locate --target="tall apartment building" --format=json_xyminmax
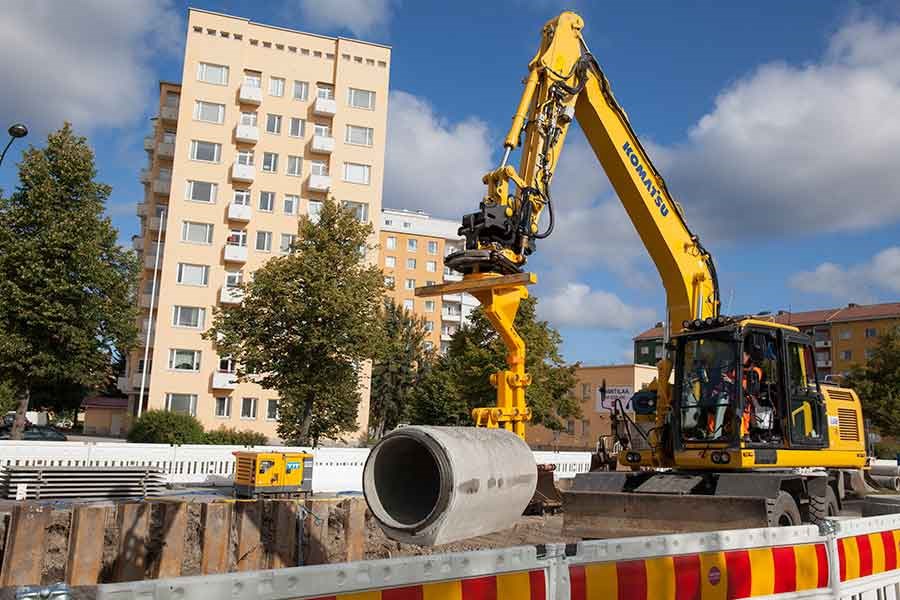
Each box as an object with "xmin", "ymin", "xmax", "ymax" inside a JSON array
[
  {"xmin": 633, "ymin": 302, "xmax": 900, "ymax": 377},
  {"xmin": 378, "ymin": 209, "xmax": 478, "ymax": 352},
  {"xmin": 121, "ymin": 9, "xmax": 391, "ymax": 441}
]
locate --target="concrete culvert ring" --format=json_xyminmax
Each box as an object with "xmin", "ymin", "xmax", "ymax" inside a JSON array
[{"xmin": 363, "ymin": 431, "xmax": 450, "ymax": 532}]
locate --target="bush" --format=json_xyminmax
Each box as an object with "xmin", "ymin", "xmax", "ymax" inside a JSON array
[
  {"xmin": 204, "ymin": 426, "xmax": 268, "ymax": 446},
  {"xmin": 127, "ymin": 410, "xmax": 206, "ymax": 444},
  {"xmin": 874, "ymin": 442, "xmax": 900, "ymax": 460}
]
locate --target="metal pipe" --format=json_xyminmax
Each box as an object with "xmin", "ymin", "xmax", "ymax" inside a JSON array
[
  {"xmin": 137, "ymin": 207, "xmax": 165, "ymax": 419},
  {"xmin": 363, "ymin": 426, "xmax": 537, "ymax": 546}
]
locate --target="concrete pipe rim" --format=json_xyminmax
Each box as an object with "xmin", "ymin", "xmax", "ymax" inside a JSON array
[{"xmin": 363, "ymin": 428, "xmax": 453, "ymax": 533}]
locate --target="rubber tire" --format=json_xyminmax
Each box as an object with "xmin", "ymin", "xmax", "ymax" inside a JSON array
[
  {"xmin": 810, "ymin": 486, "xmax": 839, "ymax": 523},
  {"xmin": 767, "ymin": 491, "xmax": 802, "ymax": 527}
]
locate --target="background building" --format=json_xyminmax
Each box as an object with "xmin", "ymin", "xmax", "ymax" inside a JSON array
[
  {"xmin": 379, "ymin": 208, "xmax": 478, "ymax": 353},
  {"xmin": 633, "ymin": 302, "xmax": 900, "ymax": 378},
  {"xmin": 120, "ymin": 8, "xmax": 391, "ymax": 442},
  {"xmin": 526, "ymin": 364, "xmax": 657, "ymax": 451}
]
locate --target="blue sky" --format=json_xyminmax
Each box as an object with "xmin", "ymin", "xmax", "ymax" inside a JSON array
[{"xmin": 2, "ymin": 1, "xmax": 899, "ymax": 365}]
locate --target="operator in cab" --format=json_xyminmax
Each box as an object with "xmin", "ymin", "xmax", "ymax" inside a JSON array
[{"xmin": 725, "ymin": 341, "xmax": 764, "ymax": 441}]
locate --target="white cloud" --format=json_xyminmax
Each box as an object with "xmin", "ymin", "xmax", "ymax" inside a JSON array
[
  {"xmin": 293, "ymin": 0, "xmax": 395, "ymax": 37},
  {"xmin": 652, "ymin": 18, "xmax": 900, "ymax": 240},
  {"xmin": 789, "ymin": 246, "xmax": 900, "ymax": 301},
  {"xmin": 383, "ymin": 91, "xmax": 493, "ymax": 217},
  {"xmin": 0, "ymin": 1, "xmax": 182, "ymax": 134},
  {"xmin": 538, "ymin": 282, "xmax": 656, "ymax": 330}
]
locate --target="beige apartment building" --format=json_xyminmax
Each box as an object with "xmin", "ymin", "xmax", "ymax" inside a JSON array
[
  {"xmin": 120, "ymin": 9, "xmax": 391, "ymax": 442},
  {"xmin": 378, "ymin": 209, "xmax": 479, "ymax": 352}
]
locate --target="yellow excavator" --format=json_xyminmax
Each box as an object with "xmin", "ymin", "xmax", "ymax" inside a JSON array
[{"xmin": 433, "ymin": 11, "xmax": 870, "ymax": 536}]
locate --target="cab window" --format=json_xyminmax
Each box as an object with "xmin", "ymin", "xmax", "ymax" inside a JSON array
[{"xmin": 787, "ymin": 341, "xmax": 825, "ymax": 445}]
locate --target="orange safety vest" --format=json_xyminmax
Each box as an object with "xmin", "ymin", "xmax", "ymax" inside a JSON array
[{"xmin": 705, "ymin": 364, "xmax": 762, "ymax": 436}]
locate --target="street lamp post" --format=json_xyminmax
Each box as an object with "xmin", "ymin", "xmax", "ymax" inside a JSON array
[{"xmin": 0, "ymin": 123, "xmax": 28, "ymax": 167}]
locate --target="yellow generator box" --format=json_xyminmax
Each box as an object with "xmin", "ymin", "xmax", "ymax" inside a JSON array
[{"xmin": 233, "ymin": 451, "xmax": 313, "ymax": 498}]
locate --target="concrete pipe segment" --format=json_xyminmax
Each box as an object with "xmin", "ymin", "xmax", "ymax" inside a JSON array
[{"xmin": 363, "ymin": 425, "xmax": 538, "ymax": 546}]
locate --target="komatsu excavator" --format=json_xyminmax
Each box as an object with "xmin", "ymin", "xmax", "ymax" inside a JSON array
[{"xmin": 429, "ymin": 11, "xmax": 869, "ymax": 536}]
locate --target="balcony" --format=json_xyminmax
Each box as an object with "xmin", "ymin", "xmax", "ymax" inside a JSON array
[
  {"xmin": 235, "ymin": 124, "xmax": 259, "ymax": 144},
  {"xmin": 131, "ymin": 373, "xmax": 150, "ymax": 389},
  {"xmin": 143, "ymin": 136, "xmax": 155, "ymax": 152},
  {"xmin": 220, "ymin": 285, "xmax": 244, "ymax": 305},
  {"xmin": 224, "ymin": 244, "xmax": 248, "ymax": 263},
  {"xmin": 212, "ymin": 371, "xmax": 238, "ymax": 390},
  {"xmin": 239, "ymin": 84, "xmax": 262, "ymax": 105},
  {"xmin": 816, "ymin": 359, "xmax": 833, "ymax": 368},
  {"xmin": 139, "ymin": 294, "xmax": 154, "ymax": 308},
  {"xmin": 160, "ymin": 105, "xmax": 179, "ymax": 122},
  {"xmin": 116, "ymin": 376, "xmax": 130, "ymax": 393},
  {"xmin": 140, "ymin": 169, "xmax": 151, "ymax": 184},
  {"xmin": 132, "ymin": 236, "xmax": 144, "ymax": 250},
  {"xmin": 232, "ymin": 163, "xmax": 255, "ymax": 183},
  {"xmin": 144, "ymin": 253, "xmax": 163, "ymax": 269},
  {"xmin": 313, "ymin": 97, "xmax": 337, "ymax": 116},
  {"xmin": 148, "ymin": 216, "xmax": 167, "ymax": 231},
  {"xmin": 308, "ymin": 174, "xmax": 331, "ymax": 192},
  {"xmin": 228, "ymin": 203, "xmax": 251, "ymax": 222},
  {"xmin": 310, "ymin": 135, "xmax": 334, "ymax": 154},
  {"xmin": 152, "ymin": 179, "xmax": 171, "ymax": 196},
  {"xmin": 136, "ymin": 202, "xmax": 147, "ymax": 217},
  {"xmin": 815, "ymin": 340, "xmax": 832, "ymax": 348},
  {"xmin": 156, "ymin": 142, "xmax": 175, "ymax": 158}
]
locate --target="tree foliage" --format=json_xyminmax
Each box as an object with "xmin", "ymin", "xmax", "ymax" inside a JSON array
[
  {"xmin": 407, "ymin": 356, "xmax": 470, "ymax": 426},
  {"xmin": 206, "ymin": 198, "xmax": 384, "ymax": 446},
  {"xmin": 0, "ymin": 124, "xmax": 139, "ymax": 438},
  {"xmin": 127, "ymin": 410, "xmax": 206, "ymax": 444},
  {"xmin": 846, "ymin": 326, "xmax": 900, "ymax": 436},
  {"xmin": 369, "ymin": 299, "xmax": 432, "ymax": 439}
]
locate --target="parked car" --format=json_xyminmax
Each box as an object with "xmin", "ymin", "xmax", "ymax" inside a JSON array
[{"xmin": 0, "ymin": 424, "xmax": 67, "ymax": 441}]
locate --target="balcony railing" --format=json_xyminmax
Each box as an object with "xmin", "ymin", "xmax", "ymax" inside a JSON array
[
  {"xmin": 152, "ymin": 179, "xmax": 171, "ymax": 196},
  {"xmin": 228, "ymin": 203, "xmax": 252, "ymax": 222},
  {"xmin": 239, "ymin": 84, "xmax": 262, "ymax": 105},
  {"xmin": 224, "ymin": 244, "xmax": 248, "ymax": 263},
  {"xmin": 144, "ymin": 253, "xmax": 163, "ymax": 269},
  {"xmin": 136, "ymin": 203, "xmax": 147, "ymax": 216},
  {"xmin": 148, "ymin": 216, "xmax": 167, "ymax": 231},
  {"xmin": 311, "ymin": 135, "xmax": 335, "ymax": 154},
  {"xmin": 308, "ymin": 174, "xmax": 331, "ymax": 192},
  {"xmin": 116, "ymin": 376, "xmax": 130, "ymax": 393},
  {"xmin": 140, "ymin": 169, "xmax": 151, "ymax": 184},
  {"xmin": 816, "ymin": 359, "xmax": 833, "ymax": 368},
  {"xmin": 160, "ymin": 105, "xmax": 179, "ymax": 122},
  {"xmin": 313, "ymin": 97, "xmax": 337, "ymax": 116},
  {"xmin": 132, "ymin": 236, "xmax": 144, "ymax": 250},
  {"xmin": 815, "ymin": 340, "xmax": 832, "ymax": 348},
  {"xmin": 220, "ymin": 285, "xmax": 244, "ymax": 305},
  {"xmin": 232, "ymin": 163, "xmax": 255, "ymax": 183},
  {"xmin": 212, "ymin": 371, "xmax": 238, "ymax": 390},
  {"xmin": 139, "ymin": 294, "xmax": 154, "ymax": 308},
  {"xmin": 156, "ymin": 142, "xmax": 175, "ymax": 158},
  {"xmin": 235, "ymin": 124, "xmax": 259, "ymax": 144},
  {"xmin": 143, "ymin": 136, "xmax": 155, "ymax": 152}
]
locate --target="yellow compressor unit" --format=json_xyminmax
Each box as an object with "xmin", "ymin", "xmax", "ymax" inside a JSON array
[{"xmin": 233, "ymin": 451, "xmax": 314, "ymax": 498}]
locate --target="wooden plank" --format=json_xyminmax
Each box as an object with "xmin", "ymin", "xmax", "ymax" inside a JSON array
[
  {"xmin": 114, "ymin": 502, "xmax": 150, "ymax": 582},
  {"xmin": 66, "ymin": 504, "xmax": 109, "ymax": 585},
  {"xmin": 414, "ymin": 271, "xmax": 536, "ymax": 297},
  {"xmin": 235, "ymin": 501, "xmax": 262, "ymax": 572},
  {"xmin": 0, "ymin": 503, "xmax": 51, "ymax": 586},
  {"xmin": 344, "ymin": 498, "xmax": 366, "ymax": 562},
  {"xmin": 156, "ymin": 502, "xmax": 188, "ymax": 578},
  {"xmin": 270, "ymin": 501, "xmax": 298, "ymax": 569},
  {"xmin": 305, "ymin": 500, "xmax": 330, "ymax": 565},
  {"xmin": 200, "ymin": 503, "xmax": 232, "ymax": 574}
]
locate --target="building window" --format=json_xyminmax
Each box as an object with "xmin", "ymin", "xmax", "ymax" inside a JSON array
[
  {"xmin": 640, "ymin": 346, "xmax": 650, "ymax": 355},
  {"xmin": 384, "ymin": 275, "xmax": 395, "ymax": 287},
  {"xmin": 265, "ymin": 114, "xmax": 282, "ymax": 134},
  {"xmin": 176, "ymin": 263, "xmax": 209, "ymax": 286},
  {"xmin": 172, "ymin": 306, "xmax": 205, "ymax": 329},
  {"xmin": 266, "ymin": 399, "xmax": 279, "ymax": 420},
  {"xmin": 582, "ymin": 420, "xmax": 591, "ymax": 436},
  {"xmin": 243, "ymin": 70, "xmax": 261, "ymax": 88},
  {"xmin": 347, "ymin": 87, "xmax": 375, "ymax": 109},
  {"xmin": 407, "ymin": 238, "xmax": 418, "ymax": 251},
  {"xmin": 403, "ymin": 299, "xmax": 414, "ymax": 311},
  {"xmin": 293, "ymin": 80, "xmax": 309, "ymax": 101},
  {"xmin": 269, "ymin": 77, "xmax": 285, "ymax": 97},
  {"xmin": 407, "ymin": 258, "xmax": 416, "ymax": 269},
  {"xmin": 308, "ymin": 200, "xmax": 322, "ymax": 223},
  {"xmin": 166, "ymin": 393, "xmax": 197, "ymax": 416},
  {"xmin": 165, "ymin": 91, "xmax": 180, "ymax": 107},
  {"xmin": 169, "ymin": 349, "xmax": 201, "ymax": 372},
  {"xmin": 226, "ymin": 270, "xmax": 243, "ymax": 287},
  {"xmin": 314, "ymin": 122, "xmax": 331, "ymax": 137},
  {"xmin": 287, "ymin": 155, "xmax": 303, "ymax": 176},
  {"xmin": 405, "ymin": 278, "xmax": 415, "ymax": 290},
  {"xmin": 193, "ymin": 100, "xmax": 225, "ymax": 123},
  {"xmin": 162, "ymin": 130, "xmax": 176, "ymax": 145},
  {"xmin": 840, "ymin": 350, "xmax": 853, "ymax": 361},
  {"xmin": 317, "ymin": 84, "xmax": 335, "ymax": 100},
  {"xmin": 655, "ymin": 346, "xmax": 664, "ymax": 359},
  {"xmin": 240, "ymin": 111, "xmax": 258, "ymax": 126},
  {"xmin": 425, "ymin": 321, "xmax": 434, "ymax": 332},
  {"xmin": 256, "ymin": 231, "xmax": 272, "ymax": 252},
  {"xmin": 427, "ymin": 241, "xmax": 438, "ymax": 255},
  {"xmin": 426, "ymin": 260, "xmax": 437, "ymax": 272},
  {"xmin": 385, "ymin": 256, "xmax": 396, "ymax": 268},
  {"xmin": 343, "ymin": 200, "xmax": 368, "ymax": 222},
  {"xmin": 839, "ymin": 330, "xmax": 852, "ymax": 340},
  {"xmin": 215, "ymin": 396, "xmax": 231, "ymax": 418},
  {"xmin": 566, "ymin": 420, "xmax": 575, "ymax": 435},
  {"xmin": 189, "ymin": 140, "xmax": 221, "ymax": 163},
  {"xmin": 233, "ymin": 189, "xmax": 250, "ymax": 206},
  {"xmin": 186, "ymin": 180, "xmax": 216, "ymax": 203},
  {"xmin": 343, "ymin": 162, "xmax": 371, "ymax": 184},
  {"xmin": 181, "ymin": 221, "xmax": 213, "ymax": 244},
  {"xmin": 345, "ymin": 125, "xmax": 374, "ymax": 146},
  {"xmin": 236, "ymin": 149, "xmax": 254, "ymax": 166},
  {"xmin": 258, "ymin": 191, "xmax": 275, "ymax": 212},
  {"xmin": 227, "ymin": 229, "xmax": 247, "ymax": 247},
  {"xmin": 241, "ymin": 397, "xmax": 257, "ymax": 419},
  {"xmin": 289, "ymin": 117, "xmax": 305, "ymax": 137},
  {"xmin": 425, "ymin": 300, "xmax": 435, "ymax": 313},
  {"xmin": 311, "ymin": 160, "xmax": 328, "ymax": 176},
  {"xmin": 262, "ymin": 152, "xmax": 279, "ymax": 173},
  {"xmin": 386, "ymin": 236, "xmax": 396, "ymax": 250},
  {"xmin": 283, "ymin": 195, "xmax": 298, "ymax": 215},
  {"xmin": 280, "ymin": 233, "xmax": 296, "ymax": 253},
  {"xmin": 865, "ymin": 328, "xmax": 878, "ymax": 338},
  {"xmin": 582, "ymin": 383, "xmax": 591, "ymax": 400},
  {"xmin": 197, "ymin": 62, "xmax": 228, "ymax": 85}
]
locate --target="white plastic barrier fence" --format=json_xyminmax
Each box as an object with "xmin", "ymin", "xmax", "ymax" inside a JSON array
[
  {"xmin": 0, "ymin": 441, "xmax": 591, "ymax": 493},
  {"xmin": 87, "ymin": 514, "xmax": 900, "ymax": 600}
]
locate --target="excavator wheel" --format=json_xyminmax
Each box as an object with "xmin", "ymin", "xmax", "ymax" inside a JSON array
[
  {"xmin": 767, "ymin": 491, "xmax": 802, "ymax": 527},
  {"xmin": 809, "ymin": 486, "xmax": 839, "ymax": 524}
]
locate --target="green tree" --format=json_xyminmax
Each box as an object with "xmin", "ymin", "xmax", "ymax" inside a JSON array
[
  {"xmin": 407, "ymin": 356, "xmax": 470, "ymax": 425},
  {"xmin": 369, "ymin": 299, "xmax": 432, "ymax": 439},
  {"xmin": 206, "ymin": 198, "xmax": 384, "ymax": 445},
  {"xmin": 0, "ymin": 381, "xmax": 16, "ymax": 415},
  {"xmin": 846, "ymin": 326, "xmax": 900, "ymax": 436},
  {"xmin": 128, "ymin": 410, "xmax": 206, "ymax": 444},
  {"xmin": 0, "ymin": 124, "xmax": 139, "ymax": 439}
]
